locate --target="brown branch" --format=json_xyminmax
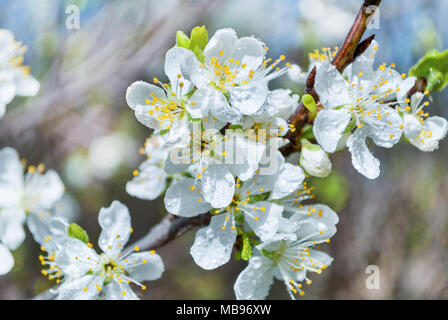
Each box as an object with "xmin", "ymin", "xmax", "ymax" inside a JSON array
[
  {"xmin": 127, "ymin": 213, "xmax": 211, "ymax": 252},
  {"xmin": 281, "ymin": 0, "xmax": 382, "ymax": 156}
]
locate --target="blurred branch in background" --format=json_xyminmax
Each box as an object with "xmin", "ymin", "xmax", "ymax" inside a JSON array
[{"xmin": 0, "ymin": 0, "xmax": 218, "ymax": 161}]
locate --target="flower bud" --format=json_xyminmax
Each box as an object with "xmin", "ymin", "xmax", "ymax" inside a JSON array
[{"xmin": 300, "ymin": 142, "xmax": 332, "ymax": 177}]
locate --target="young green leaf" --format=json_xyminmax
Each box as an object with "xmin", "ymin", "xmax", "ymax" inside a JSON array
[
  {"xmin": 67, "ymin": 223, "xmax": 89, "ymax": 244},
  {"xmin": 302, "ymin": 94, "xmax": 317, "ymax": 120},
  {"xmin": 241, "ymin": 233, "xmax": 253, "ymax": 261},
  {"xmin": 409, "ymin": 48, "xmax": 448, "ymax": 91},
  {"xmin": 176, "ymin": 31, "xmax": 190, "ymax": 49}
]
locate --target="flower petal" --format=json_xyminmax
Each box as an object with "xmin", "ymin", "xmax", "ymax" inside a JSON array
[
  {"xmin": 190, "ymin": 214, "xmax": 237, "ymax": 270},
  {"xmin": 363, "ymin": 105, "xmax": 403, "ymax": 148},
  {"xmin": 269, "ymin": 163, "xmax": 305, "ymax": 200},
  {"xmin": 228, "ymin": 134, "xmax": 265, "ymax": 181},
  {"xmin": 313, "ymin": 109, "xmax": 352, "ymax": 153},
  {"xmin": 209, "ymin": 89, "xmax": 242, "ymax": 123},
  {"xmin": 123, "ymin": 251, "xmax": 164, "ymax": 282},
  {"xmin": 409, "ymin": 116, "xmax": 448, "ymax": 152},
  {"xmin": 126, "ymin": 160, "xmax": 167, "ymax": 201},
  {"xmin": 0, "ymin": 207, "xmax": 26, "ymax": 250},
  {"xmin": 202, "ymin": 165, "xmax": 235, "ymax": 208},
  {"xmin": 244, "ymin": 201, "xmax": 283, "ymax": 241},
  {"xmin": 346, "ymin": 129, "xmax": 380, "ymax": 179},
  {"xmin": 229, "ymin": 80, "xmax": 268, "ymax": 115},
  {"xmin": 0, "ymin": 147, "xmax": 23, "ymax": 207},
  {"xmin": 403, "ymin": 114, "xmax": 422, "ymax": 139},
  {"xmin": 104, "ymin": 281, "xmax": 139, "ymax": 300},
  {"xmin": 55, "ymin": 238, "xmax": 100, "ymax": 277},
  {"xmin": 24, "ymin": 169, "xmax": 64, "ymax": 211},
  {"xmin": 314, "ymin": 62, "xmax": 351, "ymax": 109},
  {"xmin": 126, "ymin": 81, "xmax": 166, "ymax": 111},
  {"xmin": 14, "ymin": 71, "xmax": 40, "ymax": 96},
  {"xmin": 98, "ymin": 201, "xmax": 132, "ymax": 256},
  {"xmin": 164, "ymin": 178, "xmax": 212, "ymax": 217},
  {"xmin": 164, "ymin": 46, "xmax": 196, "ymax": 93},
  {"xmin": 204, "ymin": 28, "xmax": 238, "ymax": 64},
  {"xmin": 56, "ymin": 275, "xmax": 103, "ymax": 300},
  {"xmin": 234, "ymin": 255, "xmax": 275, "ymax": 300}
]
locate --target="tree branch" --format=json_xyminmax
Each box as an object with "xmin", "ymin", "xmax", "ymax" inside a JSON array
[
  {"xmin": 126, "ymin": 213, "xmax": 211, "ymax": 253},
  {"xmin": 281, "ymin": 0, "xmax": 382, "ymax": 156}
]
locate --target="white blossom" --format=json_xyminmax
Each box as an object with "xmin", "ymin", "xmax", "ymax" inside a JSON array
[
  {"xmin": 313, "ymin": 40, "xmax": 415, "ymax": 179},
  {"xmin": 234, "ymin": 204, "xmax": 338, "ymax": 300},
  {"xmin": 182, "ymin": 28, "xmax": 290, "ymax": 122},
  {"xmin": 0, "ymin": 29, "xmax": 39, "ymax": 118},
  {"xmin": 51, "ymin": 201, "xmax": 164, "ymax": 300},
  {"xmin": 401, "ymin": 92, "xmax": 448, "ymax": 151},
  {"xmin": 0, "ymin": 147, "xmax": 64, "ymax": 269}
]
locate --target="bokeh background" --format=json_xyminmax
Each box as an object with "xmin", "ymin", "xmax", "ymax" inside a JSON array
[{"xmin": 0, "ymin": 0, "xmax": 447, "ymax": 299}]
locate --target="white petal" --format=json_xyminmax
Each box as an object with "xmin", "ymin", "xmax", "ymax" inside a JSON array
[
  {"xmin": 126, "ymin": 81, "xmax": 166, "ymax": 110},
  {"xmin": 314, "ymin": 62, "xmax": 351, "ymax": 109},
  {"xmin": 403, "ymin": 114, "xmax": 422, "ymax": 139},
  {"xmin": 244, "ymin": 201, "xmax": 283, "ymax": 241},
  {"xmin": 126, "ymin": 160, "xmax": 167, "ymax": 201},
  {"xmin": 228, "ymin": 134, "xmax": 265, "ymax": 181},
  {"xmin": 0, "ymin": 147, "xmax": 23, "ymax": 207},
  {"xmin": 204, "ymin": 28, "xmax": 238, "ymax": 63},
  {"xmin": 24, "ymin": 170, "xmax": 64, "ymax": 211},
  {"xmin": 164, "ymin": 178, "xmax": 212, "ymax": 217},
  {"xmin": 346, "ymin": 129, "xmax": 380, "ymax": 179},
  {"xmin": 209, "ymin": 89, "xmax": 242, "ymax": 123},
  {"xmin": 0, "ymin": 207, "xmax": 26, "ymax": 250},
  {"xmin": 56, "ymin": 275, "xmax": 103, "ymax": 300},
  {"xmin": 289, "ymin": 204, "xmax": 339, "ymax": 242},
  {"xmin": 55, "ymin": 238, "xmax": 100, "ymax": 277},
  {"xmin": 186, "ymin": 88, "xmax": 210, "ymax": 118},
  {"xmin": 269, "ymin": 163, "xmax": 305, "ymax": 200},
  {"xmin": 14, "ymin": 72, "xmax": 40, "ymax": 96},
  {"xmin": 0, "ymin": 243, "xmax": 14, "ymax": 275},
  {"xmin": 190, "ymin": 214, "xmax": 237, "ymax": 270},
  {"xmin": 202, "ymin": 165, "xmax": 235, "ymax": 208},
  {"xmin": 287, "ymin": 64, "xmax": 307, "ymax": 84},
  {"xmin": 313, "ymin": 109, "xmax": 352, "ymax": 153},
  {"xmin": 234, "ymin": 37, "xmax": 264, "ymax": 73},
  {"xmin": 104, "ymin": 281, "xmax": 139, "ymax": 300},
  {"xmin": 229, "ymin": 80, "xmax": 268, "ymax": 115},
  {"xmin": 123, "ymin": 251, "xmax": 164, "ymax": 282},
  {"xmin": 134, "ymin": 105, "xmax": 163, "ymax": 130},
  {"xmin": 363, "ymin": 105, "xmax": 403, "ymax": 148},
  {"xmin": 410, "ymin": 116, "xmax": 448, "ymax": 152},
  {"xmin": 234, "ymin": 255, "xmax": 275, "ymax": 300},
  {"xmin": 27, "ymin": 215, "xmax": 68, "ymax": 253},
  {"xmin": 98, "ymin": 201, "xmax": 131, "ymax": 256},
  {"xmin": 164, "ymin": 46, "xmax": 196, "ymax": 93}
]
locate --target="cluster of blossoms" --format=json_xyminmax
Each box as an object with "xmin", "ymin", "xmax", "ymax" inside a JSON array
[
  {"xmin": 125, "ymin": 27, "xmax": 341, "ymax": 299},
  {"xmin": 1, "ymin": 22, "xmax": 447, "ymax": 300}
]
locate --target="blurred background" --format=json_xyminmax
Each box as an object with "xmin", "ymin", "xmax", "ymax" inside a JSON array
[{"xmin": 0, "ymin": 0, "xmax": 447, "ymax": 299}]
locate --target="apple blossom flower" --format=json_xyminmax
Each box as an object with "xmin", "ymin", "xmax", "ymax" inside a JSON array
[
  {"xmin": 183, "ymin": 28, "xmax": 291, "ymax": 122},
  {"xmin": 234, "ymin": 204, "xmax": 338, "ymax": 300},
  {"xmin": 401, "ymin": 91, "xmax": 447, "ymax": 151},
  {"xmin": 0, "ymin": 29, "xmax": 40, "ymax": 118},
  {"xmin": 312, "ymin": 40, "xmax": 415, "ymax": 179},
  {"xmin": 51, "ymin": 201, "xmax": 164, "ymax": 300},
  {"xmin": 165, "ymin": 157, "xmax": 311, "ymax": 270},
  {"xmin": 0, "ymin": 147, "xmax": 65, "ymax": 256}
]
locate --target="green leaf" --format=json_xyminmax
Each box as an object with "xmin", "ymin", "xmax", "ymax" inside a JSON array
[
  {"xmin": 67, "ymin": 223, "xmax": 89, "ymax": 244},
  {"xmin": 302, "ymin": 94, "xmax": 317, "ymax": 119},
  {"xmin": 301, "ymin": 125, "xmax": 315, "ymax": 140},
  {"xmin": 241, "ymin": 233, "xmax": 253, "ymax": 261},
  {"xmin": 189, "ymin": 26, "xmax": 208, "ymax": 52},
  {"xmin": 176, "ymin": 31, "xmax": 190, "ymax": 49},
  {"xmin": 409, "ymin": 48, "xmax": 448, "ymax": 91}
]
